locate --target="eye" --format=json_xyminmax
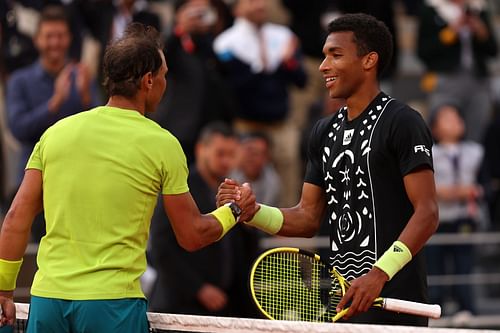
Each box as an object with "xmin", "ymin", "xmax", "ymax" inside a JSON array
[{"xmin": 333, "ymin": 53, "xmax": 342, "ymax": 58}]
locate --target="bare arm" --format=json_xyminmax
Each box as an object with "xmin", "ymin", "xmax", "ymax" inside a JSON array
[
  {"xmin": 0, "ymin": 169, "xmax": 43, "ymax": 261},
  {"xmin": 162, "ymin": 192, "xmax": 223, "ymax": 252},
  {"xmin": 216, "ymin": 179, "xmax": 326, "ymax": 238},
  {"xmin": 0, "ymin": 169, "xmax": 43, "ymax": 324},
  {"xmin": 162, "ymin": 187, "xmax": 256, "ymax": 252},
  {"xmin": 398, "ymin": 167, "xmax": 439, "ymax": 255},
  {"xmin": 277, "ymin": 183, "xmax": 327, "ymax": 237}
]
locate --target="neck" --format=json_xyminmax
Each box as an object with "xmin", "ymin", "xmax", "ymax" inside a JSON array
[
  {"xmin": 345, "ymin": 81, "xmax": 381, "ymax": 121},
  {"xmin": 41, "ymin": 57, "xmax": 66, "ymax": 75},
  {"xmin": 106, "ymin": 95, "xmax": 145, "ymax": 115}
]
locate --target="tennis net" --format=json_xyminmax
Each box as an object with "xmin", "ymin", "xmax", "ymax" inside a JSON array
[{"xmin": 7, "ymin": 303, "xmax": 500, "ymax": 333}]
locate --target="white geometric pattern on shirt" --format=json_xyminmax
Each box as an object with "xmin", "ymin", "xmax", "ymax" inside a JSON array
[{"xmin": 323, "ymin": 96, "xmax": 393, "ymax": 280}]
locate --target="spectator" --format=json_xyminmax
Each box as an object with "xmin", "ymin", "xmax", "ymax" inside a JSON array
[
  {"xmin": 230, "ymin": 132, "xmax": 280, "ymax": 207},
  {"xmin": 229, "ymin": 131, "xmax": 281, "ymax": 272},
  {"xmin": 417, "ymin": 0, "xmax": 498, "ymax": 142},
  {"xmin": 427, "ymin": 104, "xmax": 484, "ymax": 317},
  {"xmin": 5, "ymin": 5, "xmax": 100, "ymax": 241},
  {"xmin": 213, "ymin": 0, "xmax": 307, "ymax": 206},
  {"xmin": 151, "ymin": 0, "xmax": 235, "ymax": 164},
  {"xmin": 148, "ymin": 122, "xmax": 258, "ymax": 317}
]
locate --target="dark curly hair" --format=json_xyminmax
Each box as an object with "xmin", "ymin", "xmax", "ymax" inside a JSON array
[
  {"xmin": 103, "ymin": 23, "xmax": 164, "ymax": 97},
  {"xmin": 327, "ymin": 13, "xmax": 393, "ymax": 78}
]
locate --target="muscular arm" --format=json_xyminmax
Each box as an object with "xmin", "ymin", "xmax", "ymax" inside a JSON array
[
  {"xmin": 0, "ymin": 169, "xmax": 43, "ymax": 319},
  {"xmin": 162, "ymin": 192, "xmax": 224, "ymax": 252},
  {"xmin": 0, "ymin": 169, "xmax": 43, "ymax": 262},
  {"xmin": 216, "ymin": 179, "xmax": 326, "ymax": 238},
  {"xmin": 398, "ymin": 167, "xmax": 439, "ymax": 255},
  {"xmin": 277, "ymin": 183, "xmax": 326, "ymax": 237}
]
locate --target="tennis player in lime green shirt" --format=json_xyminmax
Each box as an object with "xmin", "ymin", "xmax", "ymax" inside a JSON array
[{"xmin": 0, "ymin": 23, "xmax": 255, "ymax": 332}]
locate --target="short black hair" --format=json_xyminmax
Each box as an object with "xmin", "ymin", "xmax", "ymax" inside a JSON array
[
  {"xmin": 103, "ymin": 23, "xmax": 163, "ymax": 97},
  {"xmin": 198, "ymin": 121, "xmax": 235, "ymax": 145},
  {"xmin": 327, "ymin": 13, "xmax": 393, "ymax": 78}
]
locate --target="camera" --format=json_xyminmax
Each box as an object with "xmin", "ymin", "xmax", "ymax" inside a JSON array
[{"xmin": 187, "ymin": 6, "xmax": 217, "ymax": 26}]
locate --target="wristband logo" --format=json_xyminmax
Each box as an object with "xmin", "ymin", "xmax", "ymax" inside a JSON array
[{"xmin": 393, "ymin": 245, "xmax": 403, "ymax": 253}]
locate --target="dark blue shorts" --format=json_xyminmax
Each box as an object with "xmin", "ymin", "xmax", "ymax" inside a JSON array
[{"xmin": 26, "ymin": 296, "xmax": 149, "ymax": 333}]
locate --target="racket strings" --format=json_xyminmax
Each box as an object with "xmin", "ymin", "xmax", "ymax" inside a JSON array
[{"xmin": 253, "ymin": 252, "xmax": 333, "ymax": 322}]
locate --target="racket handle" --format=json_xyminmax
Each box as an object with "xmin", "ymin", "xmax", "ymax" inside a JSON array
[{"xmin": 382, "ymin": 298, "xmax": 442, "ymax": 319}]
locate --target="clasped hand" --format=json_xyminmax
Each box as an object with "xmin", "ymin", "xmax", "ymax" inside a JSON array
[{"xmin": 216, "ymin": 178, "xmax": 259, "ymax": 222}]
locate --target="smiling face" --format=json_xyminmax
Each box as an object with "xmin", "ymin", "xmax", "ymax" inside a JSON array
[
  {"xmin": 319, "ymin": 31, "xmax": 369, "ymax": 100},
  {"xmin": 35, "ymin": 20, "xmax": 71, "ymax": 65}
]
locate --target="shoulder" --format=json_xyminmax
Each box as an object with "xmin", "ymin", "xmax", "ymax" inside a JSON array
[
  {"xmin": 7, "ymin": 62, "xmax": 38, "ymax": 85},
  {"xmin": 307, "ymin": 110, "xmax": 343, "ymax": 153},
  {"xmin": 311, "ymin": 111, "xmax": 342, "ymax": 136},
  {"xmin": 462, "ymin": 141, "xmax": 484, "ymax": 158},
  {"xmin": 142, "ymin": 117, "xmax": 182, "ymax": 146},
  {"xmin": 263, "ymin": 22, "xmax": 292, "ymax": 37},
  {"xmin": 383, "ymin": 99, "xmax": 427, "ymax": 127},
  {"xmin": 44, "ymin": 108, "xmax": 96, "ymax": 134},
  {"xmin": 213, "ymin": 25, "xmax": 239, "ymax": 52}
]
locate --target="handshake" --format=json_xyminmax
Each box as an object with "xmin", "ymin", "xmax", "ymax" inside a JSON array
[
  {"xmin": 215, "ymin": 178, "xmax": 284, "ymax": 235},
  {"xmin": 216, "ymin": 178, "xmax": 258, "ymax": 222}
]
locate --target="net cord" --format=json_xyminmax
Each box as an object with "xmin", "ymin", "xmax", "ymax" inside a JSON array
[{"xmin": 11, "ymin": 303, "xmax": 500, "ymax": 333}]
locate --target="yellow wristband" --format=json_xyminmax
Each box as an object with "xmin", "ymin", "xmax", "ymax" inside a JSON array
[
  {"xmin": 373, "ymin": 241, "xmax": 412, "ymax": 280},
  {"xmin": 0, "ymin": 258, "xmax": 23, "ymax": 291},
  {"xmin": 245, "ymin": 204, "xmax": 283, "ymax": 235},
  {"xmin": 209, "ymin": 206, "xmax": 237, "ymax": 240}
]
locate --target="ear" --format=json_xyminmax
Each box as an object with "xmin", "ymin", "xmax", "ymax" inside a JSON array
[
  {"xmin": 363, "ymin": 52, "xmax": 378, "ymax": 72},
  {"xmin": 142, "ymin": 72, "xmax": 154, "ymax": 90}
]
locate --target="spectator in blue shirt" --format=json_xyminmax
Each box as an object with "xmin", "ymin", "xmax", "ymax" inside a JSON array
[
  {"xmin": 6, "ymin": 5, "xmax": 100, "ymax": 182},
  {"xmin": 5, "ymin": 5, "xmax": 100, "ymax": 242}
]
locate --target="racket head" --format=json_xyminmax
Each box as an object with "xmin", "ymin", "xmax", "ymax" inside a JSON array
[{"xmin": 249, "ymin": 247, "xmax": 334, "ymax": 322}]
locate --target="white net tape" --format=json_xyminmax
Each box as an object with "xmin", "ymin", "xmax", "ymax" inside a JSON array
[{"xmin": 13, "ymin": 303, "xmax": 500, "ymax": 333}]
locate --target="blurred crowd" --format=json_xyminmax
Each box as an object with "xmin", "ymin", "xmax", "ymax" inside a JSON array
[{"xmin": 1, "ymin": 0, "xmax": 500, "ymax": 320}]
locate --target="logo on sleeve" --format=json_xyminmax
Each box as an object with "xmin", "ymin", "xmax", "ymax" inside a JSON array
[
  {"xmin": 414, "ymin": 144, "xmax": 430, "ymax": 157},
  {"xmin": 343, "ymin": 129, "xmax": 355, "ymax": 145}
]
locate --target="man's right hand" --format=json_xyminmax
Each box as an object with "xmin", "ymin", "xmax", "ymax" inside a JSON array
[
  {"xmin": 216, "ymin": 178, "xmax": 241, "ymax": 207},
  {"xmin": 0, "ymin": 294, "xmax": 15, "ymax": 327},
  {"xmin": 216, "ymin": 179, "xmax": 258, "ymax": 222}
]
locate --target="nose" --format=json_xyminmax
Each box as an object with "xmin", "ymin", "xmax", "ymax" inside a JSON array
[{"xmin": 319, "ymin": 57, "xmax": 329, "ymax": 73}]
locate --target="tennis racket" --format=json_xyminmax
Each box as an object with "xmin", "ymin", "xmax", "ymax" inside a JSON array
[{"xmin": 249, "ymin": 247, "xmax": 441, "ymax": 322}]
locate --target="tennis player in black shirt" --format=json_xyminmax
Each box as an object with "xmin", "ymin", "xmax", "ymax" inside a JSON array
[{"xmin": 217, "ymin": 13, "xmax": 438, "ymax": 326}]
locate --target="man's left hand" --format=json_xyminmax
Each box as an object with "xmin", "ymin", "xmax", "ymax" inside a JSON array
[{"xmin": 336, "ymin": 267, "xmax": 388, "ymax": 320}]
